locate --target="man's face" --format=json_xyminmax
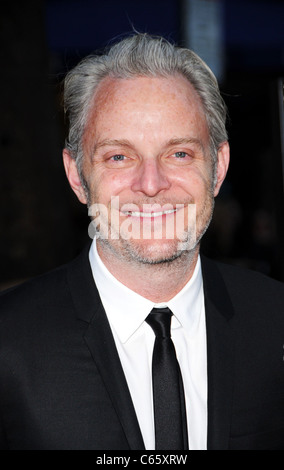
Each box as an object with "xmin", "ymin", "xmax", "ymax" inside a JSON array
[{"xmin": 64, "ymin": 74, "xmax": 229, "ymax": 266}]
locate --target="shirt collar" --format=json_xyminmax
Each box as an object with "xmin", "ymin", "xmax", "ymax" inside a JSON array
[{"xmin": 89, "ymin": 240, "xmax": 203, "ymax": 343}]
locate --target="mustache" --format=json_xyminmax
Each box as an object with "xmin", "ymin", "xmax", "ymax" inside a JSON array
[{"xmin": 112, "ymin": 197, "xmax": 195, "ymax": 209}]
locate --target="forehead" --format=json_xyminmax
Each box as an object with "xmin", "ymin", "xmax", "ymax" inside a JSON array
[
  {"xmin": 92, "ymin": 73, "xmax": 205, "ymax": 115},
  {"xmin": 84, "ymin": 74, "xmax": 208, "ymax": 147}
]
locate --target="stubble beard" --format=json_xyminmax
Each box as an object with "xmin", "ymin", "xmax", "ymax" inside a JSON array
[
  {"xmin": 92, "ymin": 192, "xmax": 215, "ymax": 270},
  {"xmin": 80, "ymin": 165, "xmax": 215, "ymax": 269}
]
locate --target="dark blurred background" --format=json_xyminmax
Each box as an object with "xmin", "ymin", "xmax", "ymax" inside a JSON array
[{"xmin": 1, "ymin": 0, "xmax": 284, "ymax": 290}]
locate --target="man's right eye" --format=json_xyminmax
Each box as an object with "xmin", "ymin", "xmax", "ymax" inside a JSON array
[{"xmin": 111, "ymin": 154, "xmax": 125, "ymax": 161}]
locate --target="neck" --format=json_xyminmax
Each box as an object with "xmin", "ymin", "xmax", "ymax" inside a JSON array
[{"xmin": 96, "ymin": 241, "xmax": 200, "ymax": 303}]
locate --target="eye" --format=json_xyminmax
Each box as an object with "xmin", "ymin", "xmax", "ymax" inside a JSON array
[
  {"xmin": 111, "ymin": 154, "xmax": 125, "ymax": 161},
  {"xmin": 174, "ymin": 151, "xmax": 188, "ymax": 159}
]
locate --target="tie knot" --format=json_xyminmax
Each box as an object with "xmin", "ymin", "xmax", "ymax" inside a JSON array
[{"xmin": 146, "ymin": 307, "xmax": 173, "ymax": 338}]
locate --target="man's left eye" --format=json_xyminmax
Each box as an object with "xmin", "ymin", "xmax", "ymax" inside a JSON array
[{"xmin": 174, "ymin": 151, "xmax": 187, "ymax": 158}]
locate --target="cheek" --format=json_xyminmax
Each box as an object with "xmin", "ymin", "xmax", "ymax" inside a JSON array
[
  {"xmin": 89, "ymin": 169, "xmax": 134, "ymax": 201},
  {"xmin": 105, "ymin": 172, "xmax": 132, "ymax": 193},
  {"xmin": 173, "ymin": 167, "xmax": 212, "ymax": 196}
]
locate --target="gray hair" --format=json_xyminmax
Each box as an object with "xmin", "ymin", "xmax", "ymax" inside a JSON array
[{"xmin": 64, "ymin": 33, "xmax": 228, "ymax": 177}]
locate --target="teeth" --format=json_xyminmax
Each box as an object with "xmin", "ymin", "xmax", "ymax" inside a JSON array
[{"xmin": 123, "ymin": 209, "xmax": 176, "ymax": 218}]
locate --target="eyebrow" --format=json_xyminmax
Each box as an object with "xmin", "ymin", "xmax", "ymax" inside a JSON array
[
  {"xmin": 92, "ymin": 136, "xmax": 205, "ymax": 155},
  {"xmin": 92, "ymin": 139, "xmax": 133, "ymax": 154},
  {"xmin": 165, "ymin": 137, "xmax": 205, "ymax": 152}
]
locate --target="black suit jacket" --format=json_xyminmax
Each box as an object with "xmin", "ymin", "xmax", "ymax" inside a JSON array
[{"xmin": 0, "ymin": 245, "xmax": 284, "ymax": 450}]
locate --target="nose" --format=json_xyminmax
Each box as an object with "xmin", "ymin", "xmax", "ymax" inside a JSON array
[{"xmin": 131, "ymin": 159, "xmax": 171, "ymax": 197}]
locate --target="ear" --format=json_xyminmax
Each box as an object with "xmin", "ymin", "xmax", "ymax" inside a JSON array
[
  {"xmin": 214, "ymin": 141, "xmax": 230, "ymax": 197},
  {"xmin": 63, "ymin": 149, "xmax": 88, "ymax": 204}
]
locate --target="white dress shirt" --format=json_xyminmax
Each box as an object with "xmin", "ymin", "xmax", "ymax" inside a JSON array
[{"xmin": 89, "ymin": 240, "xmax": 208, "ymax": 450}]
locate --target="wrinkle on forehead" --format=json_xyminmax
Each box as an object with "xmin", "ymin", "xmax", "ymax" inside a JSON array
[{"xmin": 83, "ymin": 74, "xmax": 209, "ymax": 159}]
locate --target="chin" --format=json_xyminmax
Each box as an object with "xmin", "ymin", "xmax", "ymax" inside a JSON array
[{"xmin": 119, "ymin": 237, "xmax": 197, "ymax": 265}]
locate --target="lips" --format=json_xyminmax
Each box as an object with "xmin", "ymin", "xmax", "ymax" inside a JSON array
[{"xmin": 122, "ymin": 209, "xmax": 177, "ymax": 218}]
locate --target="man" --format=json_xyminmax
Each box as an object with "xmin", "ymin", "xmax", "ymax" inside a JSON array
[{"xmin": 0, "ymin": 33, "xmax": 284, "ymax": 450}]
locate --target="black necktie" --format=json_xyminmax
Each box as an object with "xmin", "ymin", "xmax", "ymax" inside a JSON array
[{"xmin": 146, "ymin": 307, "xmax": 188, "ymax": 450}]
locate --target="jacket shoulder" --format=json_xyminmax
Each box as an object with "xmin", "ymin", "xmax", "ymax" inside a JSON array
[
  {"xmin": 202, "ymin": 255, "xmax": 284, "ymax": 318},
  {"xmin": 0, "ymin": 262, "xmax": 72, "ymax": 325},
  {"xmin": 216, "ymin": 259, "xmax": 284, "ymax": 293},
  {"xmin": 202, "ymin": 255, "xmax": 284, "ymax": 289}
]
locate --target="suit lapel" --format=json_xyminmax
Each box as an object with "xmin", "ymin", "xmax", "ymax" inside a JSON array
[
  {"xmin": 67, "ymin": 245, "xmax": 145, "ymax": 450},
  {"xmin": 66, "ymin": 246, "xmax": 235, "ymax": 450},
  {"xmin": 201, "ymin": 256, "xmax": 235, "ymax": 450}
]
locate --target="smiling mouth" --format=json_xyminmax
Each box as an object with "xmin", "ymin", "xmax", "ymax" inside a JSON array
[{"xmin": 121, "ymin": 209, "xmax": 177, "ymax": 218}]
